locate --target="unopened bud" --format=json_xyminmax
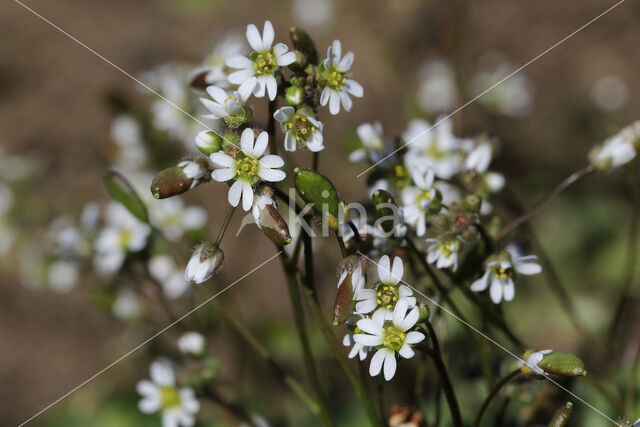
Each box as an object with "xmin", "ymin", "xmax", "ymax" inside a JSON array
[
  {"xmin": 185, "ymin": 243, "xmax": 224, "ymax": 284},
  {"xmin": 431, "ymin": 214, "xmax": 450, "ymax": 231},
  {"xmin": 463, "ymin": 194, "xmax": 482, "ymax": 213},
  {"xmin": 253, "ymin": 187, "xmax": 291, "ymax": 246},
  {"xmin": 224, "ymin": 106, "xmax": 253, "ymax": 129},
  {"xmin": 289, "ymin": 27, "xmax": 318, "ymax": 64},
  {"xmin": 418, "ymin": 303, "xmax": 430, "ymax": 323},
  {"xmin": 285, "ymin": 85, "xmax": 304, "ymax": 106},
  {"xmin": 151, "ymin": 159, "xmax": 207, "ymax": 199},
  {"xmin": 195, "ymin": 130, "xmax": 223, "ymax": 156},
  {"xmin": 548, "ymin": 402, "xmax": 572, "ymax": 427},
  {"xmin": 461, "ymin": 224, "xmax": 479, "ymax": 242}
]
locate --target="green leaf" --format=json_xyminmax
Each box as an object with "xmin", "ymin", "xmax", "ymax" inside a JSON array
[
  {"xmin": 104, "ymin": 171, "xmax": 149, "ymax": 223},
  {"xmin": 539, "ymin": 353, "xmax": 587, "ymax": 377}
]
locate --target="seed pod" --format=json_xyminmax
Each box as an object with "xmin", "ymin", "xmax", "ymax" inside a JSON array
[
  {"xmin": 538, "ymin": 353, "xmax": 587, "ymax": 377},
  {"xmin": 253, "ymin": 187, "xmax": 291, "ymax": 247},
  {"xmin": 547, "ymin": 402, "xmax": 572, "ymax": 427},
  {"xmin": 372, "ymin": 189, "xmax": 399, "ymax": 233},
  {"xmin": 289, "ymin": 27, "xmax": 318, "ymax": 64},
  {"xmin": 333, "ymin": 256, "xmax": 366, "ymax": 325},
  {"xmin": 294, "ymin": 168, "xmax": 343, "ymax": 230},
  {"xmin": 151, "ymin": 159, "xmax": 207, "ymax": 199}
]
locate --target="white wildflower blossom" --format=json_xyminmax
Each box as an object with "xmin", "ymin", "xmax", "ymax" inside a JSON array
[
  {"xmin": 319, "ymin": 40, "xmax": 363, "ymax": 115},
  {"xmin": 465, "ymin": 142, "xmax": 492, "ymax": 174},
  {"xmin": 274, "ymin": 106, "xmax": 324, "ymax": 152},
  {"xmin": 417, "ymin": 59, "xmax": 458, "ymax": 115},
  {"xmin": 589, "ymin": 121, "xmax": 640, "ymax": 170},
  {"xmin": 196, "ymin": 32, "xmax": 246, "ymax": 89},
  {"xmin": 518, "ymin": 349, "xmax": 552, "ymax": 376},
  {"xmin": 200, "ymin": 85, "xmax": 251, "ymax": 122},
  {"xmin": 401, "ymin": 168, "xmax": 438, "ymax": 237},
  {"xmin": 354, "ymin": 299, "xmax": 425, "ymax": 381},
  {"xmin": 150, "ymin": 198, "xmax": 207, "ymax": 242},
  {"xmin": 426, "ymin": 237, "xmax": 461, "ymax": 271},
  {"xmin": 47, "ymin": 260, "xmax": 80, "ymax": 293},
  {"xmin": 470, "ymin": 245, "xmax": 542, "ymax": 304},
  {"xmin": 137, "ymin": 359, "xmax": 200, "ymax": 427},
  {"xmin": 226, "ymin": 20, "xmax": 296, "ymax": 101},
  {"xmin": 178, "ymin": 332, "xmax": 206, "ymax": 356},
  {"xmin": 112, "ymin": 288, "xmax": 141, "ymax": 320},
  {"xmin": 210, "ymin": 128, "xmax": 285, "ymax": 211},
  {"xmin": 149, "ymin": 255, "xmax": 191, "ymax": 299},
  {"xmin": 349, "ymin": 122, "xmax": 384, "ymax": 163},
  {"xmin": 292, "ymin": 0, "xmax": 333, "ymax": 29}
]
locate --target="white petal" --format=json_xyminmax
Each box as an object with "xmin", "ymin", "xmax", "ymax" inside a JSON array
[
  {"xmin": 261, "ymin": 20, "xmax": 274, "ymax": 50},
  {"xmin": 253, "ymin": 78, "xmax": 267, "ymax": 97},
  {"xmin": 516, "ymin": 262, "xmax": 542, "ymax": 275},
  {"xmin": 138, "ymin": 396, "xmax": 161, "ymax": 414},
  {"xmin": 345, "ymin": 80, "xmax": 364, "ymax": 97},
  {"xmin": 399, "ymin": 344, "xmax": 415, "ymax": 359},
  {"xmin": 405, "ymin": 331, "xmax": 425, "ymax": 345},
  {"xmin": 226, "ymin": 54, "xmax": 253, "ymax": 69},
  {"xmin": 398, "ymin": 285, "xmax": 413, "ymax": 297},
  {"xmin": 489, "ymin": 280, "xmax": 503, "ymax": 304},
  {"xmin": 357, "ymin": 318, "xmax": 383, "ymax": 335},
  {"xmin": 228, "ymin": 180, "xmax": 243, "ymax": 207},
  {"xmin": 206, "ymin": 85, "xmax": 228, "ymax": 104},
  {"xmin": 237, "ymin": 76, "xmax": 258, "ymax": 97},
  {"xmin": 246, "ymin": 23, "xmax": 263, "ymax": 51},
  {"xmin": 400, "ymin": 306, "xmax": 420, "ymax": 331},
  {"xmin": 470, "ymin": 271, "xmax": 490, "ymax": 292},
  {"xmin": 252, "ymin": 131, "xmax": 269, "ymax": 157},
  {"xmin": 240, "ymin": 128, "xmax": 255, "ymax": 154},
  {"xmin": 377, "ymin": 255, "xmax": 391, "ymax": 283},
  {"xmin": 503, "ymin": 280, "xmax": 515, "ymax": 301},
  {"xmin": 241, "ymin": 181, "xmax": 254, "ymax": 211},
  {"xmin": 393, "ymin": 298, "xmax": 409, "ymax": 326},
  {"xmin": 339, "ymin": 90, "xmax": 353, "ymax": 112},
  {"xmin": 277, "ymin": 51, "xmax": 296, "ymax": 66},
  {"xmin": 390, "ymin": 256, "xmax": 404, "ymax": 284},
  {"xmin": 227, "ymin": 68, "xmax": 255, "ymax": 85},
  {"xmin": 319, "ymin": 87, "xmax": 330, "ymax": 106},
  {"xmin": 150, "ymin": 360, "xmax": 175, "ymax": 386},
  {"xmin": 209, "ymin": 152, "xmax": 235, "ymax": 168},
  {"xmin": 355, "ymin": 299, "xmax": 377, "ymax": 314},
  {"xmin": 258, "ymin": 167, "xmax": 286, "ymax": 182},
  {"xmin": 274, "ymin": 106, "xmax": 295, "ymax": 122},
  {"xmin": 329, "ymin": 91, "xmax": 340, "ymax": 115},
  {"xmin": 339, "ymin": 51, "xmax": 354, "ymax": 70},
  {"xmin": 260, "ymin": 155, "xmax": 284, "ymax": 168},
  {"xmin": 353, "ymin": 334, "xmax": 383, "ymax": 346},
  {"xmin": 211, "ymin": 167, "xmax": 236, "ymax": 182},
  {"xmin": 266, "ymin": 76, "xmax": 278, "ymax": 101},
  {"xmin": 136, "ymin": 380, "xmax": 157, "ymax": 397},
  {"xmin": 369, "ymin": 349, "xmax": 385, "ymax": 377},
  {"xmin": 383, "ymin": 350, "xmax": 397, "ymax": 381},
  {"xmin": 284, "ymin": 131, "xmax": 297, "ymax": 151}
]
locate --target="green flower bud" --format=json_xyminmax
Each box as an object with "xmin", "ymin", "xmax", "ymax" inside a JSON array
[
  {"xmin": 461, "ymin": 224, "xmax": 479, "ymax": 242},
  {"xmin": 223, "ymin": 106, "xmax": 253, "ymax": 129},
  {"xmin": 151, "ymin": 159, "xmax": 207, "ymax": 199},
  {"xmin": 294, "ymin": 168, "xmax": 343, "ymax": 230},
  {"xmin": 289, "ymin": 27, "xmax": 318, "ymax": 64},
  {"xmin": 463, "ymin": 194, "xmax": 482, "ymax": 213},
  {"xmin": 195, "ymin": 130, "xmax": 223, "ymax": 156},
  {"xmin": 285, "ymin": 85, "xmax": 305, "ymax": 106},
  {"xmin": 418, "ymin": 303, "xmax": 430, "ymax": 323},
  {"xmin": 548, "ymin": 402, "xmax": 572, "ymax": 427},
  {"xmin": 431, "ymin": 214, "xmax": 450, "ymax": 231},
  {"xmin": 538, "ymin": 353, "xmax": 587, "ymax": 377}
]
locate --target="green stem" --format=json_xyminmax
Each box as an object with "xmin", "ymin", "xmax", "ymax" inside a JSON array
[
  {"xmin": 200, "ymin": 386, "xmax": 256, "ymax": 426},
  {"xmin": 473, "ymin": 369, "xmax": 520, "ymax": 427},
  {"xmin": 424, "ymin": 321, "xmax": 463, "ymax": 427},
  {"xmin": 213, "ymin": 303, "xmax": 327, "ymax": 423},
  {"xmin": 625, "ymin": 341, "xmax": 640, "ymax": 414},
  {"xmin": 279, "ymin": 252, "xmax": 335, "ymax": 426},
  {"xmin": 215, "ymin": 205, "xmax": 237, "ymax": 247}
]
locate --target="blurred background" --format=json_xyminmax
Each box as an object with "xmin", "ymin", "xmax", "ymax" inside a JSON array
[{"xmin": 2, "ymin": 0, "xmax": 640, "ymax": 425}]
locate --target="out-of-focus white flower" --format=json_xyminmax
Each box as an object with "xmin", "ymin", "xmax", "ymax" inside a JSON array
[
  {"xmin": 349, "ymin": 122, "xmax": 384, "ymax": 163},
  {"xmin": 93, "ymin": 203, "xmax": 151, "ymax": 274},
  {"xmin": 111, "ymin": 115, "xmax": 147, "ymax": 171},
  {"xmin": 137, "ymin": 359, "xmax": 200, "ymax": 427},
  {"xmin": 47, "ymin": 260, "xmax": 79, "ymax": 293},
  {"xmin": 274, "ymin": 106, "xmax": 324, "ymax": 152},
  {"xmin": 426, "ymin": 238, "xmax": 461, "ymax": 271},
  {"xmin": 589, "ymin": 121, "xmax": 640, "ymax": 170},
  {"xmin": 210, "ymin": 128, "xmax": 285, "ymax": 211},
  {"xmin": 591, "ymin": 75, "xmax": 629, "ymax": 111},
  {"xmin": 355, "ymin": 255, "xmax": 416, "ymax": 319},
  {"xmin": 149, "ymin": 198, "xmax": 207, "ymax": 242},
  {"xmin": 292, "ymin": 0, "xmax": 333, "ymax": 29},
  {"xmin": 471, "ymin": 245, "xmax": 542, "ymax": 304},
  {"xmin": 354, "ymin": 300, "xmax": 425, "ymax": 381},
  {"xmin": 0, "ymin": 181, "xmax": 14, "ymax": 215},
  {"xmin": 178, "ymin": 332, "xmax": 205, "ymax": 356},
  {"xmin": 518, "ymin": 349, "xmax": 552, "ymax": 376},
  {"xmin": 226, "ymin": 21, "xmax": 296, "ymax": 101},
  {"xmin": 401, "ymin": 168, "xmax": 437, "ymax": 237},
  {"xmin": 112, "ymin": 288, "xmax": 141, "ymax": 320},
  {"xmin": 0, "ymin": 216, "xmax": 16, "ymax": 256},
  {"xmin": 471, "ymin": 61, "xmax": 533, "ymax": 118},
  {"xmin": 185, "ymin": 243, "xmax": 224, "ymax": 284},
  {"xmin": 417, "ymin": 59, "xmax": 457, "ymax": 115},
  {"xmin": 197, "ymin": 32, "xmax": 246, "ymax": 89},
  {"xmin": 319, "ymin": 40, "xmax": 363, "ymax": 115},
  {"xmin": 149, "ymin": 255, "xmax": 191, "ymax": 299},
  {"xmin": 465, "ymin": 142, "xmax": 492, "ymax": 174},
  {"xmin": 81, "ymin": 202, "xmax": 101, "ymax": 231}
]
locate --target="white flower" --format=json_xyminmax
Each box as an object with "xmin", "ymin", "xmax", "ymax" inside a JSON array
[
  {"xmin": 355, "ymin": 255, "xmax": 416, "ymax": 319},
  {"xmin": 137, "ymin": 359, "xmax": 200, "ymax": 427},
  {"xmin": 470, "ymin": 246, "xmax": 542, "ymax": 304},
  {"xmin": 401, "ymin": 168, "xmax": 437, "ymax": 237},
  {"xmin": 349, "ymin": 122, "xmax": 384, "ymax": 163},
  {"xmin": 354, "ymin": 300, "xmax": 425, "ymax": 380},
  {"xmin": 47, "ymin": 260, "xmax": 79, "ymax": 293},
  {"xmin": 464, "ymin": 142, "xmax": 492, "ymax": 173},
  {"xmin": 178, "ymin": 332, "xmax": 205, "ymax": 356},
  {"xmin": 210, "ymin": 128, "xmax": 285, "ymax": 211},
  {"xmin": 93, "ymin": 203, "xmax": 151, "ymax": 274},
  {"xmin": 150, "ymin": 198, "xmax": 207, "ymax": 242},
  {"xmin": 197, "ymin": 32, "xmax": 246, "ymax": 89},
  {"xmin": 200, "ymin": 85, "xmax": 250, "ymax": 122},
  {"xmin": 518, "ymin": 349, "xmax": 552, "ymax": 376},
  {"xmin": 110, "ymin": 115, "xmax": 147, "ymax": 171},
  {"xmin": 472, "ymin": 61, "xmax": 533, "ymax": 118},
  {"xmin": 292, "ymin": 0, "xmax": 333, "ymax": 29},
  {"xmin": 319, "ymin": 40, "xmax": 363, "ymax": 115},
  {"xmin": 185, "ymin": 243, "xmax": 224, "ymax": 284},
  {"xmin": 589, "ymin": 121, "xmax": 640, "ymax": 170},
  {"xmin": 417, "ymin": 59, "xmax": 457, "ymax": 115},
  {"xmin": 226, "ymin": 20, "xmax": 296, "ymax": 101},
  {"xmin": 591, "ymin": 75, "xmax": 629, "ymax": 112},
  {"xmin": 343, "ymin": 331, "xmax": 368, "ymax": 361},
  {"xmin": 149, "ymin": 255, "xmax": 192, "ymax": 299},
  {"xmin": 274, "ymin": 106, "xmax": 324, "ymax": 152},
  {"xmin": 426, "ymin": 238, "xmax": 461, "ymax": 271},
  {"xmin": 112, "ymin": 288, "xmax": 141, "ymax": 320}
]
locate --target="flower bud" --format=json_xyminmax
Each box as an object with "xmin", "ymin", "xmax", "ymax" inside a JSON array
[
  {"xmin": 548, "ymin": 402, "xmax": 572, "ymax": 427},
  {"xmin": 538, "ymin": 352, "xmax": 587, "ymax": 377},
  {"xmin": 285, "ymin": 85, "xmax": 305, "ymax": 106},
  {"xmin": 195, "ymin": 130, "xmax": 223, "ymax": 156},
  {"xmin": 252, "ymin": 187, "xmax": 291, "ymax": 246},
  {"xmin": 294, "ymin": 168, "xmax": 344, "ymax": 231},
  {"xmin": 222, "ymin": 132, "xmax": 241, "ymax": 157},
  {"xmin": 333, "ymin": 256, "xmax": 366, "ymax": 325},
  {"xmin": 185, "ymin": 243, "xmax": 224, "ymax": 284},
  {"xmin": 430, "ymin": 214, "xmax": 450, "ymax": 231},
  {"xmin": 462, "ymin": 194, "xmax": 482, "ymax": 213},
  {"xmin": 151, "ymin": 159, "xmax": 207, "ymax": 199},
  {"xmin": 417, "ymin": 303, "xmax": 430, "ymax": 324},
  {"xmin": 224, "ymin": 106, "xmax": 253, "ymax": 129},
  {"xmin": 461, "ymin": 224, "xmax": 479, "ymax": 242},
  {"xmin": 289, "ymin": 27, "xmax": 318, "ymax": 64}
]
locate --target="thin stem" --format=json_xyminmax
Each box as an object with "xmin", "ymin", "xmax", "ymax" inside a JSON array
[
  {"xmin": 496, "ymin": 165, "xmax": 594, "ymax": 241},
  {"xmin": 215, "ymin": 205, "xmax": 237, "ymax": 247},
  {"xmin": 335, "ymin": 231, "xmax": 347, "ymax": 257},
  {"xmin": 200, "ymin": 386, "xmax": 256, "ymax": 426},
  {"xmin": 312, "ymin": 152, "xmax": 319, "ymax": 171},
  {"xmin": 213, "ymin": 303, "xmax": 327, "ymax": 423},
  {"xmin": 473, "ymin": 369, "xmax": 520, "ymax": 427},
  {"xmin": 422, "ymin": 321, "xmax": 463, "ymax": 427},
  {"xmin": 268, "ymin": 99, "xmax": 277, "ymax": 154}
]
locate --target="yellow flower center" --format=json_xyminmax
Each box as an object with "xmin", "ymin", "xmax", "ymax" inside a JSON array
[
  {"xmin": 118, "ymin": 230, "xmax": 132, "ymax": 248},
  {"xmin": 376, "ymin": 284, "xmax": 399, "ymax": 310},
  {"xmin": 235, "ymin": 155, "xmax": 260, "ymax": 183},
  {"xmin": 392, "ymin": 165, "xmax": 410, "ymax": 189},
  {"xmin": 323, "ymin": 66, "xmax": 348, "ymax": 91},
  {"xmin": 491, "ymin": 264, "xmax": 512, "ymax": 281},
  {"xmin": 438, "ymin": 241, "xmax": 455, "ymax": 257},
  {"xmin": 254, "ymin": 52, "xmax": 277, "ymax": 76},
  {"xmin": 160, "ymin": 386, "xmax": 181, "ymax": 409},
  {"xmin": 382, "ymin": 322, "xmax": 406, "ymax": 352}
]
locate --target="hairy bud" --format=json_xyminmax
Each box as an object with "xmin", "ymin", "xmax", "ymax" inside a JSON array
[
  {"xmin": 285, "ymin": 85, "xmax": 304, "ymax": 106},
  {"xmin": 289, "ymin": 27, "xmax": 318, "ymax": 65},
  {"xmin": 548, "ymin": 402, "xmax": 572, "ymax": 427},
  {"xmin": 151, "ymin": 159, "xmax": 207, "ymax": 199},
  {"xmin": 252, "ymin": 186, "xmax": 291, "ymax": 246},
  {"xmin": 195, "ymin": 130, "xmax": 223, "ymax": 156},
  {"xmin": 185, "ymin": 243, "xmax": 224, "ymax": 284}
]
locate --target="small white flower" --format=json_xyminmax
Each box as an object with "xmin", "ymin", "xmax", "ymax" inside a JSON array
[
  {"xmin": 355, "ymin": 255, "xmax": 416, "ymax": 319},
  {"xmin": 178, "ymin": 332, "xmax": 206, "ymax": 356},
  {"xmin": 417, "ymin": 59, "xmax": 457, "ymax": 115},
  {"xmin": 518, "ymin": 349, "xmax": 552, "ymax": 376},
  {"xmin": 470, "ymin": 246, "xmax": 542, "ymax": 304},
  {"xmin": 150, "ymin": 198, "xmax": 207, "ymax": 242},
  {"xmin": 197, "ymin": 32, "xmax": 246, "ymax": 89},
  {"xmin": 465, "ymin": 142, "xmax": 492, "ymax": 173},
  {"xmin": 589, "ymin": 121, "xmax": 640, "ymax": 170},
  {"xmin": 591, "ymin": 75, "xmax": 629, "ymax": 112},
  {"xmin": 47, "ymin": 260, "xmax": 79, "ymax": 293},
  {"xmin": 343, "ymin": 331, "xmax": 368, "ymax": 361},
  {"xmin": 349, "ymin": 122, "xmax": 384, "ymax": 163},
  {"xmin": 149, "ymin": 255, "xmax": 192, "ymax": 299},
  {"xmin": 401, "ymin": 168, "xmax": 437, "ymax": 237},
  {"xmin": 210, "ymin": 128, "xmax": 285, "ymax": 211},
  {"xmin": 274, "ymin": 106, "xmax": 324, "ymax": 152},
  {"xmin": 226, "ymin": 20, "xmax": 296, "ymax": 101},
  {"xmin": 472, "ymin": 61, "xmax": 533, "ymax": 118},
  {"xmin": 112, "ymin": 288, "xmax": 141, "ymax": 320},
  {"xmin": 137, "ymin": 359, "xmax": 200, "ymax": 427},
  {"xmin": 319, "ymin": 40, "xmax": 363, "ymax": 115},
  {"xmin": 178, "ymin": 160, "xmax": 206, "ymax": 185},
  {"xmin": 185, "ymin": 243, "xmax": 224, "ymax": 284},
  {"xmin": 200, "ymin": 85, "xmax": 250, "ymax": 122},
  {"xmin": 354, "ymin": 300, "xmax": 425, "ymax": 381},
  {"xmin": 292, "ymin": 0, "xmax": 333, "ymax": 29},
  {"xmin": 93, "ymin": 203, "xmax": 151, "ymax": 274},
  {"xmin": 426, "ymin": 238, "xmax": 461, "ymax": 271}
]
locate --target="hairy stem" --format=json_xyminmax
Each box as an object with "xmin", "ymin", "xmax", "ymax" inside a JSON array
[
  {"xmin": 215, "ymin": 205, "xmax": 237, "ymax": 247},
  {"xmin": 473, "ymin": 369, "xmax": 520, "ymax": 427}
]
